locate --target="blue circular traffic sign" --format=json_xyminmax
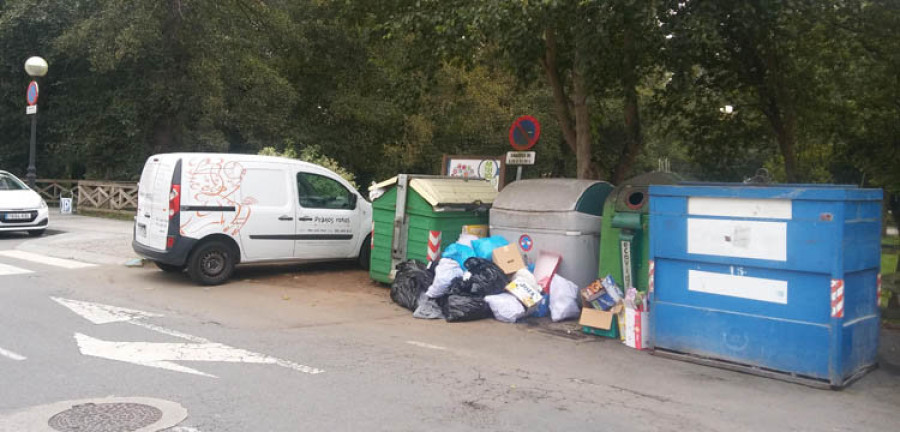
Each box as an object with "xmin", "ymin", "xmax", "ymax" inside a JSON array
[
  {"xmin": 508, "ymin": 115, "xmax": 541, "ymax": 151},
  {"xmin": 519, "ymin": 234, "xmax": 534, "ymax": 252},
  {"xmin": 26, "ymin": 81, "xmax": 39, "ymax": 106}
]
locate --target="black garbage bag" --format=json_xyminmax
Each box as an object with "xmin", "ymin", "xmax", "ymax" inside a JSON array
[
  {"xmin": 463, "ymin": 257, "xmax": 509, "ymax": 296},
  {"xmin": 390, "ymin": 260, "xmax": 434, "ymax": 311},
  {"xmin": 446, "ymin": 275, "xmax": 470, "ymax": 296},
  {"xmin": 442, "ymin": 294, "xmax": 494, "ymax": 322}
]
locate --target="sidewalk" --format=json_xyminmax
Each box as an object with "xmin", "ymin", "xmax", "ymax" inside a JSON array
[{"xmin": 18, "ymin": 213, "xmax": 138, "ymax": 265}]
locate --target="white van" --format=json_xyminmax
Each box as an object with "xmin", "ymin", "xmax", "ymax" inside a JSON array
[{"xmin": 132, "ymin": 153, "xmax": 373, "ymax": 285}]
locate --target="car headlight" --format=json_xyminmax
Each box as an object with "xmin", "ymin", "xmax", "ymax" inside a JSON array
[{"xmin": 40, "ymin": 200, "xmax": 47, "ymax": 209}]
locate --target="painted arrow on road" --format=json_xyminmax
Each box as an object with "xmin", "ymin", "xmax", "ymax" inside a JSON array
[{"xmin": 53, "ymin": 297, "xmax": 323, "ymax": 377}]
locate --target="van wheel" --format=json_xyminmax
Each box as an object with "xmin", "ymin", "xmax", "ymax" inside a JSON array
[
  {"xmin": 187, "ymin": 241, "xmax": 235, "ymax": 285},
  {"xmin": 155, "ymin": 261, "xmax": 184, "ymax": 273},
  {"xmin": 27, "ymin": 229, "xmax": 45, "ymax": 237},
  {"xmin": 358, "ymin": 234, "xmax": 371, "ymax": 270}
]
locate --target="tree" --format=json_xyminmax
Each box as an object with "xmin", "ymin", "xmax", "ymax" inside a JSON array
[{"xmin": 368, "ymin": 0, "xmax": 664, "ymax": 180}]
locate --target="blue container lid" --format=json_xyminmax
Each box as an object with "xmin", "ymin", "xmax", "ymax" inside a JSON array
[{"xmin": 650, "ymin": 183, "xmax": 883, "ymax": 201}]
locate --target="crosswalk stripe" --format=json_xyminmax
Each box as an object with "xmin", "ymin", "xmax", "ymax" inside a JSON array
[
  {"xmin": 0, "ymin": 346, "xmax": 27, "ymax": 361},
  {"xmin": 0, "ymin": 263, "xmax": 34, "ymax": 276},
  {"xmin": 0, "ymin": 250, "xmax": 96, "ymax": 269}
]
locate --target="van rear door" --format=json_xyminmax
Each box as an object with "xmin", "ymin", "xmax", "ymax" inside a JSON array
[{"xmin": 135, "ymin": 156, "xmax": 178, "ymax": 250}]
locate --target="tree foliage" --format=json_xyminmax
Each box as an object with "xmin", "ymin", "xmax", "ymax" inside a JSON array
[{"xmin": 0, "ymin": 0, "xmax": 896, "ymax": 229}]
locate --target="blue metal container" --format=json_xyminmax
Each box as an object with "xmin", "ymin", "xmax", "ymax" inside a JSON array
[{"xmin": 649, "ymin": 184, "xmax": 882, "ymax": 387}]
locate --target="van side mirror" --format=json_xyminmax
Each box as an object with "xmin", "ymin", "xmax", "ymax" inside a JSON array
[{"xmin": 349, "ymin": 193, "xmax": 357, "ymax": 210}]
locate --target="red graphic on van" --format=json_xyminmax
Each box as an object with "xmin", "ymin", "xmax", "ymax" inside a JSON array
[{"xmin": 180, "ymin": 158, "xmax": 256, "ymax": 236}]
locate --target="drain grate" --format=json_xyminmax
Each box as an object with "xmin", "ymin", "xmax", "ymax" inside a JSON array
[{"xmin": 48, "ymin": 402, "xmax": 163, "ymax": 432}]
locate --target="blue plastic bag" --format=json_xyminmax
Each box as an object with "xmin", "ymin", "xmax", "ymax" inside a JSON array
[
  {"xmin": 471, "ymin": 236, "xmax": 509, "ymax": 259},
  {"xmin": 442, "ymin": 243, "xmax": 476, "ymax": 270},
  {"xmin": 532, "ymin": 293, "xmax": 551, "ymax": 318}
]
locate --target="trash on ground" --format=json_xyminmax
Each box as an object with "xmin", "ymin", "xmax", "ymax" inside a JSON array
[
  {"xmin": 442, "ymin": 243, "xmax": 476, "ymax": 270},
  {"xmin": 533, "ymin": 252, "xmax": 561, "ymax": 293},
  {"xmin": 580, "ymin": 303, "xmax": 623, "ymax": 338},
  {"xmin": 472, "ymin": 235, "xmax": 509, "ymax": 260},
  {"xmin": 391, "ymin": 260, "xmax": 434, "ymax": 312},
  {"xmin": 426, "ymin": 258, "xmax": 464, "ymax": 299},
  {"xmin": 492, "ymin": 244, "xmax": 526, "ymax": 274},
  {"xmin": 549, "ymin": 275, "xmax": 580, "ymax": 322},
  {"xmin": 484, "ymin": 293, "xmax": 526, "ymax": 323},
  {"xmin": 454, "ymin": 257, "xmax": 508, "ymax": 297},
  {"xmin": 505, "ymin": 269, "xmax": 544, "ymax": 309},
  {"xmin": 442, "ymin": 294, "xmax": 494, "ymax": 322},
  {"xmin": 413, "ymin": 293, "xmax": 445, "ymax": 320}
]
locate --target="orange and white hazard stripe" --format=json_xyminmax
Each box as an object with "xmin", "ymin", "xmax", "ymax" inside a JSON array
[
  {"xmin": 830, "ymin": 279, "xmax": 844, "ymax": 319},
  {"xmin": 648, "ymin": 260, "xmax": 655, "ymax": 293},
  {"xmin": 427, "ymin": 230, "xmax": 441, "ymax": 262}
]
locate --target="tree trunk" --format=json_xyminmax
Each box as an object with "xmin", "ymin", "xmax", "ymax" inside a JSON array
[
  {"xmin": 572, "ymin": 66, "xmax": 593, "ymax": 179},
  {"xmin": 613, "ymin": 20, "xmax": 643, "ymax": 184},
  {"xmin": 541, "ymin": 28, "xmax": 577, "ymax": 155}
]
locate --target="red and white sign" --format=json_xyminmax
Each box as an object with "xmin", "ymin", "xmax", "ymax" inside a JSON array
[
  {"xmin": 624, "ymin": 308, "xmax": 650, "ymax": 350},
  {"xmin": 830, "ymin": 279, "xmax": 844, "ymax": 319},
  {"xmin": 426, "ymin": 230, "xmax": 441, "ymax": 262}
]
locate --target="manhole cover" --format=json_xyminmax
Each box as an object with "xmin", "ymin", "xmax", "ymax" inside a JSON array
[{"xmin": 48, "ymin": 402, "xmax": 163, "ymax": 432}]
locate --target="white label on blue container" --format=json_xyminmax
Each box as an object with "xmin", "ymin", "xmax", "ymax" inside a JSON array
[
  {"xmin": 688, "ymin": 197, "xmax": 792, "ymax": 219},
  {"xmin": 687, "ymin": 218, "xmax": 787, "ymax": 261},
  {"xmin": 688, "ymin": 270, "xmax": 788, "ymax": 304}
]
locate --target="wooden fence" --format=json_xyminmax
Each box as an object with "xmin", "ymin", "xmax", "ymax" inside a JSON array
[{"xmin": 35, "ymin": 179, "xmax": 138, "ymax": 212}]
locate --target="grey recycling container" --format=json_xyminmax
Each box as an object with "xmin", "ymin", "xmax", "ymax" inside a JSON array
[{"xmin": 490, "ymin": 179, "xmax": 614, "ymax": 290}]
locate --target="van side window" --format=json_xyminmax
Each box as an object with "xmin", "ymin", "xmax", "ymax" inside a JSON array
[{"xmin": 297, "ymin": 173, "xmax": 355, "ymax": 210}]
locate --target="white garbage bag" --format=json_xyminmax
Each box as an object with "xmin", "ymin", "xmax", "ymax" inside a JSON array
[
  {"xmin": 425, "ymin": 258, "xmax": 464, "ymax": 298},
  {"xmin": 549, "ymin": 275, "xmax": 581, "ymax": 322},
  {"xmin": 484, "ymin": 293, "xmax": 526, "ymax": 323}
]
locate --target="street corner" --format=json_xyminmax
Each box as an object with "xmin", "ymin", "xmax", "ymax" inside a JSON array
[{"xmin": 0, "ymin": 396, "xmax": 188, "ymax": 432}]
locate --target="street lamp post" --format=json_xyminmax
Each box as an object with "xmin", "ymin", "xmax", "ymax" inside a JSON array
[{"xmin": 24, "ymin": 56, "xmax": 48, "ymax": 188}]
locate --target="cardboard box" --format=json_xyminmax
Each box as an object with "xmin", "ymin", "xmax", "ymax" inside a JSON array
[
  {"xmin": 579, "ymin": 304, "xmax": 623, "ymax": 338},
  {"xmin": 462, "ymin": 225, "xmax": 489, "ymax": 238},
  {"xmin": 624, "ymin": 308, "xmax": 650, "ymax": 350},
  {"xmin": 492, "ymin": 245, "xmax": 526, "ymax": 274},
  {"xmin": 505, "ymin": 279, "xmax": 544, "ymax": 308},
  {"xmin": 584, "ymin": 289, "xmax": 617, "ymax": 311}
]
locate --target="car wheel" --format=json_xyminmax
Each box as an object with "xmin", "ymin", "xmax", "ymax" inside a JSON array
[
  {"xmin": 187, "ymin": 240, "xmax": 236, "ymax": 285},
  {"xmin": 155, "ymin": 261, "xmax": 184, "ymax": 273},
  {"xmin": 27, "ymin": 229, "xmax": 45, "ymax": 237},
  {"xmin": 358, "ymin": 234, "xmax": 372, "ymax": 270}
]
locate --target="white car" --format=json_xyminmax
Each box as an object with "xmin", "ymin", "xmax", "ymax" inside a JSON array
[
  {"xmin": 0, "ymin": 170, "xmax": 49, "ymax": 236},
  {"xmin": 132, "ymin": 153, "xmax": 373, "ymax": 285}
]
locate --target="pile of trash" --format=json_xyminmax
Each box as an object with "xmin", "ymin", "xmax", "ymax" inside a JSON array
[
  {"xmin": 390, "ymin": 230, "xmax": 581, "ymax": 324},
  {"xmin": 579, "ymin": 275, "xmax": 649, "ymax": 350}
]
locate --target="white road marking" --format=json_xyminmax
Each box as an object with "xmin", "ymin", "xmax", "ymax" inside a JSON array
[
  {"xmin": 168, "ymin": 428, "xmax": 202, "ymax": 432},
  {"xmin": 52, "ymin": 297, "xmax": 163, "ymax": 324},
  {"xmin": 406, "ymin": 341, "xmax": 447, "ymax": 351},
  {"xmin": 0, "ymin": 346, "xmax": 27, "ymax": 361},
  {"xmin": 0, "ymin": 263, "xmax": 33, "ymax": 276},
  {"xmin": 55, "ymin": 297, "xmax": 324, "ymax": 377},
  {"xmin": 74, "ymin": 333, "xmax": 323, "ymax": 377},
  {"xmin": 0, "ymin": 250, "xmax": 96, "ymax": 269}
]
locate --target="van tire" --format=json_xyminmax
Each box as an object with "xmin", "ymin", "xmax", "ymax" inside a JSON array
[
  {"xmin": 358, "ymin": 234, "xmax": 372, "ymax": 270},
  {"xmin": 187, "ymin": 240, "xmax": 236, "ymax": 285},
  {"xmin": 155, "ymin": 261, "xmax": 184, "ymax": 273}
]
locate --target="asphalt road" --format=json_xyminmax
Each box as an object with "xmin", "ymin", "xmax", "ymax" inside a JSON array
[{"xmin": 1, "ymin": 215, "xmax": 899, "ymax": 431}]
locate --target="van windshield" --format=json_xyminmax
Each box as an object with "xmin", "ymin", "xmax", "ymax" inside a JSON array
[{"xmin": 0, "ymin": 173, "xmax": 28, "ymax": 191}]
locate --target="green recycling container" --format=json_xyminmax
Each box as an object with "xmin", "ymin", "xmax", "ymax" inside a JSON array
[
  {"xmin": 369, "ymin": 175, "xmax": 497, "ymax": 284},
  {"xmin": 598, "ymin": 172, "xmax": 682, "ymax": 292}
]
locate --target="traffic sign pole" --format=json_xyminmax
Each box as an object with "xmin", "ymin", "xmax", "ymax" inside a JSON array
[{"xmin": 26, "ymin": 80, "xmax": 40, "ymax": 188}]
